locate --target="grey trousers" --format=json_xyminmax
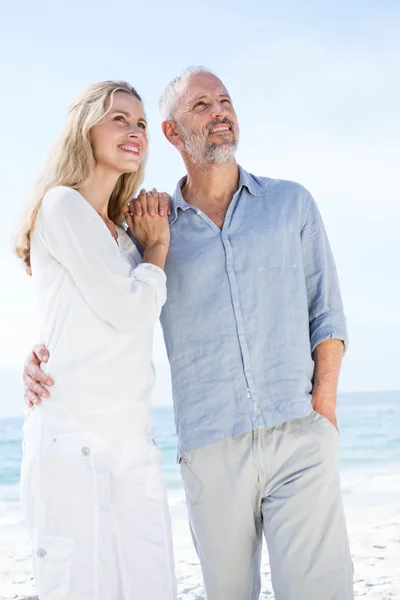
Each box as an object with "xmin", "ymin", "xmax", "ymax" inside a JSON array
[{"xmin": 180, "ymin": 411, "xmax": 353, "ymax": 600}]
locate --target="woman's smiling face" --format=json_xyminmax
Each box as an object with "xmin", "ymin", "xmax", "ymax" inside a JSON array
[{"xmin": 90, "ymin": 91, "xmax": 148, "ymax": 175}]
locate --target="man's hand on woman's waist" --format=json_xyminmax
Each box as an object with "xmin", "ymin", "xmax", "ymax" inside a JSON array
[{"xmin": 23, "ymin": 344, "xmax": 54, "ymax": 407}]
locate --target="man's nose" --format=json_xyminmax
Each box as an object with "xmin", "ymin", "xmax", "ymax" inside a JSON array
[{"xmin": 210, "ymin": 101, "xmax": 228, "ymax": 120}]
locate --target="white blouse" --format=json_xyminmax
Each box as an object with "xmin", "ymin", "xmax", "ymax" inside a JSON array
[{"xmin": 30, "ymin": 186, "xmax": 166, "ymax": 440}]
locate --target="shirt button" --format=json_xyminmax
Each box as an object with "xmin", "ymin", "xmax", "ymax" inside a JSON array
[
  {"xmin": 197, "ymin": 210, "xmax": 202, "ymax": 216},
  {"xmin": 36, "ymin": 548, "xmax": 46, "ymax": 558},
  {"xmin": 247, "ymin": 391, "xmax": 252, "ymax": 399},
  {"xmin": 81, "ymin": 447, "xmax": 91, "ymax": 457}
]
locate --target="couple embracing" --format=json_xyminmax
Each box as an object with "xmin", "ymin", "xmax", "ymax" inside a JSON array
[{"xmin": 17, "ymin": 67, "xmax": 353, "ymax": 599}]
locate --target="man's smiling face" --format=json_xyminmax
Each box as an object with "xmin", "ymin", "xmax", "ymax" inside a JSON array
[{"xmin": 174, "ymin": 72, "xmax": 239, "ymax": 166}]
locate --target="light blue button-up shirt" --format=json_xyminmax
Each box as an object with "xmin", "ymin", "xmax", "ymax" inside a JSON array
[{"xmin": 158, "ymin": 166, "xmax": 348, "ymax": 458}]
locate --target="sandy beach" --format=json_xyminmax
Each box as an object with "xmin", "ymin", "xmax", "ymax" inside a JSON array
[
  {"xmin": 2, "ymin": 394, "xmax": 400, "ymax": 599},
  {"xmin": 1, "ymin": 485, "xmax": 400, "ymax": 600}
]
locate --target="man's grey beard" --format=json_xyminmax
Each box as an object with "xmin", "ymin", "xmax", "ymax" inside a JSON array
[{"xmin": 179, "ymin": 124, "xmax": 239, "ymax": 167}]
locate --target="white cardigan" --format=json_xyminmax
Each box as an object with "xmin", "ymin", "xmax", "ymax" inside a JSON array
[{"xmin": 30, "ymin": 186, "xmax": 166, "ymax": 440}]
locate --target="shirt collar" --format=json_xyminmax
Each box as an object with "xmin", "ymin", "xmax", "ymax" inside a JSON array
[
  {"xmin": 171, "ymin": 176, "xmax": 191, "ymax": 211},
  {"xmin": 170, "ymin": 164, "xmax": 266, "ymax": 224},
  {"xmin": 238, "ymin": 165, "xmax": 266, "ymax": 197}
]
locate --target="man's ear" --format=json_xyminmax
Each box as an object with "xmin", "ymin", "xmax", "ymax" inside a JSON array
[{"xmin": 162, "ymin": 120, "xmax": 181, "ymax": 148}]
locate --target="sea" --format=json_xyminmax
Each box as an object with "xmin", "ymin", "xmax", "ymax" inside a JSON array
[{"xmin": 1, "ymin": 391, "xmax": 400, "ymax": 526}]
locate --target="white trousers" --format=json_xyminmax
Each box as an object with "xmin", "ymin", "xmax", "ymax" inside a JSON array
[{"xmin": 20, "ymin": 405, "xmax": 177, "ymax": 600}]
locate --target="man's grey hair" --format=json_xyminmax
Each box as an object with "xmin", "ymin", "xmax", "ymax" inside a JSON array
[{"xmin": 159, "ymin": 66, "xmax": 215, "ymax": 121}]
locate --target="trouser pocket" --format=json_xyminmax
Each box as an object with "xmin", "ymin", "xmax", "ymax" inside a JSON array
[
  {"xmin": 179, "ymin": 454, "xmax": 204, "ymax": 506},
  {"xmin": 33, "ymin": 535, "xmax": 75, "ymax": 600}
]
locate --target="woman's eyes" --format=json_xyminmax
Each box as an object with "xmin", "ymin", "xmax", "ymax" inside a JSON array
[{"xmin": 113, "ymin": 116, "xmax": 146, "ymax": 129}]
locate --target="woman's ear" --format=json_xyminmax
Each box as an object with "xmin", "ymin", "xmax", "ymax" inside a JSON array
[{"xmin": 161, "ymin": 120, "xmax": 181, "ymax": 148}]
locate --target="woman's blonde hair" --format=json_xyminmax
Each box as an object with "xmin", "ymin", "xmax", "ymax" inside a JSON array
[{"xmin": 15, "ymin": 80, "xmax": 146, "ymax": 275}]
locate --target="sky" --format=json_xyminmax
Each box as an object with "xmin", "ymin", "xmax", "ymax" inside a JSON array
[{"xmin": 0, "ymin": 0, "xmax": 399, "ymax": 417}]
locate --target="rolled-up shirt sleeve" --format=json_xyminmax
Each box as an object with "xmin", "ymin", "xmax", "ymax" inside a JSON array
[
  {"xmin": 300, "ymin": 189, "xmax": 348, "ymax": 353},
  {"xmin": 37, "ymin": 186, "xmax": 166, "ymax": 332}
]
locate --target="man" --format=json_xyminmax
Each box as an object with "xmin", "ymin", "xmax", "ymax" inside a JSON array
[{"xmin": 23, "ymin": 66, "xmax": 353, "ymax": 599}]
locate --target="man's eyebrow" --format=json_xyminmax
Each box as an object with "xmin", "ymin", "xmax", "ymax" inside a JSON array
[{"xmin": 191, "ymin": 93, "xmax": 231, "ymax": 103}]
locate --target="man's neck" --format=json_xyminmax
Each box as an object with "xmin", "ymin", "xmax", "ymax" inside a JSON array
[{"xmin": 181, "ymin": 160, "xmax": 240, "ymax": 211}]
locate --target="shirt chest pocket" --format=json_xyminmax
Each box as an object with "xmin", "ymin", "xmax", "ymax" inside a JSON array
[{"xmin": 249, "ymin": 224, "xmax": 300, "ymax": 274}]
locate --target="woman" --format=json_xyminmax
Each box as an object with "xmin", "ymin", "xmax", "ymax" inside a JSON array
[{"xmin": 14, "ymin": 81, "xmax": 177, "ymax": 599}]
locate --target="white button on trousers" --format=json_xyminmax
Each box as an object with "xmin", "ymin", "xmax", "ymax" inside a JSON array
[{"xmin": 20, "ymin": 405, "xmax": 177, "ymax": 600}]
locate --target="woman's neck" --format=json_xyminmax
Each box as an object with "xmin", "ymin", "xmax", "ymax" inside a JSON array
[{"xmin": 76, "ymin": 166, "xmax": 120, "ymax": 219}]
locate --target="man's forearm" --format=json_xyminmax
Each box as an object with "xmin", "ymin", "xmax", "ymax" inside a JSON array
[{"xmin": 312, "ymin": 339, "xmax": 344, "ymax": 414}]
